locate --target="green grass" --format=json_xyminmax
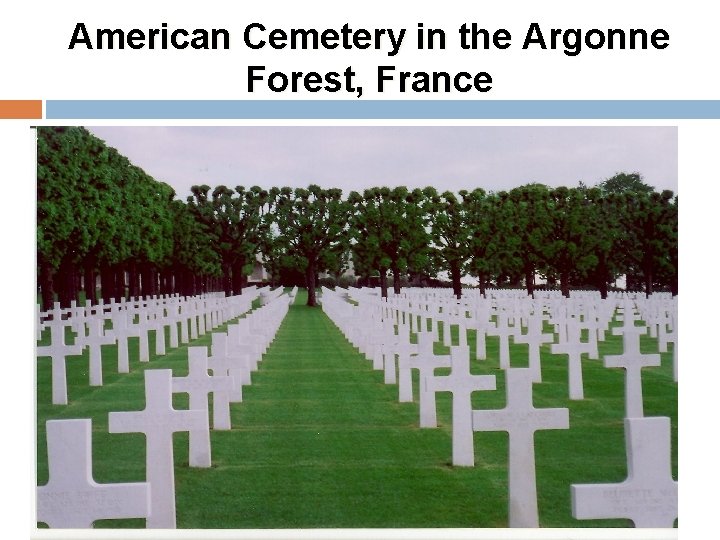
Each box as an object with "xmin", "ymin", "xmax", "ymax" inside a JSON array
[{"xmin": 36, "ymin": 290, "xmax": 677, "ymax": 528}]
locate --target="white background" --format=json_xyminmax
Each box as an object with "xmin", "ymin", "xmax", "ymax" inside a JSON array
[{"xmin": 1, "ymin": 1, "xmax": 714, "ymax": 538}]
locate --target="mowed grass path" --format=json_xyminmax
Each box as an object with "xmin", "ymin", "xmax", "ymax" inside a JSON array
[
  {"xmin": 176, "ymin": 291, "xmax": 503, "ymax": 528},
  {"xmin": 36, "ymin": 289, "xmax": 677, "ymax": 529}
]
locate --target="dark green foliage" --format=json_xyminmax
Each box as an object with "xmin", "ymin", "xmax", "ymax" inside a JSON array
[
  {"xmin": 348, "ymin": 187, "xmax": 430, "ymax": 297},
  {"xmin": 37, "ymin": 124, "xmax": 677, "ymax": 305},
  {"xmin": 273, "ymin": 185, "xmax": 350, "ymax": 306},
  {"xmin": 37, "ymin": 127, "xmax": 193, "ymax": 306},
  {"xmin": 186, "ymin": 185, "xmax": 275, "ymax": 295},
  {"xmin": 425, "ymin": 188, "xmax": 472, "ymax": 299}
]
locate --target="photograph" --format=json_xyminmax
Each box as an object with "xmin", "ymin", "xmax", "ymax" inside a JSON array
[{"xmin": 35, "ymin": 125, "xmax": 678, "ymax": 531}]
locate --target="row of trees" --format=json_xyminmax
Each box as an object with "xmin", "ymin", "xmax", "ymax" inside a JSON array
[
  {"xmin": 347, "ymin": 179, "xmax": 677, "ymax": 300},
  {"xmin": 37, "ymin": 127, "xmax": 678, "ymax": 309}
]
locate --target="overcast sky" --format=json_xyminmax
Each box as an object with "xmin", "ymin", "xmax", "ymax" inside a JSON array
[{"xmin": 87, "ymin": 126, "xmax": 678, "ymax": 198}]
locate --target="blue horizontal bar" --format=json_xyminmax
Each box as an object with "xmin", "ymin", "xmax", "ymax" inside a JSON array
[{"xmin": 45, "ymin": 99, "xmax": 720, "ymax": 119}]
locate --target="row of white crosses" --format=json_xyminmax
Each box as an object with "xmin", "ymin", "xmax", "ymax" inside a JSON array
[
  {"xmin": 326, "ymin": 287, "xmax": 677, "ymax": 528},
  {"xmin": 37, "ymin": 289, "xmax": 292, "ymax": 529},
  {"xmin": 354, "ymin": 289, "xmax": 674, "ymax": 419},
  {"xmin": 36, "ymin": 291, "xmax": 258, "ymax": 405},
  {"xmin": 323, "ymin": 289, "xmax": 570, "ymax": 527}
]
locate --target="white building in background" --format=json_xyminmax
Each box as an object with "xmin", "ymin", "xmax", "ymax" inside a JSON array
[{"xmin": 249, "ymin": 253, "xmax": 268, "ymax": 282}]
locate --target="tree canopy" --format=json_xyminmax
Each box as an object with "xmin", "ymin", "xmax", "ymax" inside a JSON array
[{"xmin": 37, "ymin": 127, "xmax": 678, "ymax": 308}]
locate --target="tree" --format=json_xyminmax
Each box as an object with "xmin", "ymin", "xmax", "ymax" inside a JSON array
[
  {"xmin": 581, "ymin": 187, "xmax": 623, "ymax": 299},
  {"xmin": 501, "ymin": 184, "xmax": 553, "ymax": 296},
  {"xmin": 186, "ymin": 184, "xmax": 273, "ymax": 296},
  {"xmin": 37, "ymin": 127, "xmax": 101, "ymax": 308},
  {"xmin": 426, "ymin": 188, "xmax": 471, "ymax": 299},
  {"xmin": 618, "ymin": 189, "xmax": 677, "ymax": 296},
  {"xmin": 598, "ymin": 172, "xmax": 655, "ymax": 196},
  {"xmin": 273, "ymin": 185, "xmax": 350, "ymax": 306},
  {"xmin": 168, "ymin": 199, "xmax": 222, "ymax": 296},
  {"xmin": 462, "ymin": 189, "xmax": 502, "ymax": 296},
  {"xmin": 347, "ymin": 187, "xmax": 429, "ymax": 297},
  {"xmin": 544, "ymin": 186, "xmax": 598, "ymax": 297}
]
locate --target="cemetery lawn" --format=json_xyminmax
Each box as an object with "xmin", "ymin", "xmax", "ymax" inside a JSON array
[{"xmin": 36, "ymin": 290, "xmax": 677, "ymax": 529}]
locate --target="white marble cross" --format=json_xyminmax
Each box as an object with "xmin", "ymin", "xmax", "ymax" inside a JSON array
[
  {"xmin": 514, "ymin": 312, "xmax": 553, "ymax": 382},
  {"xmin": 179, "ymin": 346, "xmax": 233, "ymax": 430},
  {"xmin": 146, "ymin": 307, "xmax": 168, "ymax": 356},
  {"xmin": 209, "ymin": 332, "xmax": 244, "ymax": 403},
  {"xmin": 604, "ymin": 317, "xmax": 661, "ymax": 418},
  {"xmin": 473, "ymin": 368, "xmax": 569, "ymax": 526},
  {"xmin": 36, "ymin": 315, "xmax": 83, "ymax": 405},
  {"xmin": 413, "ymin": 332, "xmax": 451, "ymax": 428},
  {"xmin": 108, "ymin": 369, "xmax": 208, "ymax": 528},
  {"xmin": 470, "ymin": 303, "xmax": 492, "ymax": 360},
  {"xmin": 551, "ymin": 319, "xmax": 591, "ymax": 400},
  {"xmin": 571, "ymin": 416, "xmax": 677, "ymax": 527},
  {"xmin": 440, "ymin": 311, "xmax": 454, "ymax": 347},
  {"xmin": 173, "ymin": 347, "xmax": 233, "ymax": 467},
  {"xmin": 381, "ymin": 325, "xmax": 402, "ymax": 384},
  {"xmin": 487, "ymin": 312, "xmax": 515, "ymax": 369},
  {"xmin": 80, "ymin": 318, "xmax": 116, "ymax": 386},
  {"xmin": 226, "ymin": 324, "xmax": 254, "ymax": 386},
  {"xmin": 230, "ymin": 319, "xmax": 262, "ymax": 371},
  {"xmin": 37, "ymin": 419, "xmax": 150, "ymax": 528},
  {"xmin": 108, "ymin": 310, "xmax": 131, "ymax": 373},
  {"xmin": 426, "ymin": 345, "xmax": 496, "ymax": 466},
  {"xmin": 126, "ymin": 310, "xmax": 151, "ymax": 363},
  {"xmin": 36, "ymin": 303, "xmax": 44, "ymax": 342},
  {"xmin": 396, "ymin": 338, "xmax": 419, "ymax": 403}
]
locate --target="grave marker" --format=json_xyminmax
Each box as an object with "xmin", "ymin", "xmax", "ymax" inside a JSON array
[
  {"xmin": 37, "ymin": 419, "xmax": 150, "ymax": 528},
  {"xmin": 550, "ymin": 319, "xmax": 591, "ymax": 400},
  {"xmin": 109, "ymin": 369, "xmax": 208, "ymax": 528},
  {"xmin": 414, "ymin": 332, "xmax": 451, "ymax": 428},
  {"xmin": 36, "ymin": 311, "xmax": 83, "ymax": 405},
  {"xmin": 108, "ymin": 310, "xmax": 131, "ymax": 373},
  {"xmin": 209, "ymin": 332, "xmax": 245, "ymax": 402},
  {"xmin": 514, "ymin": 312, "xmax": 553, "ymax": 382},
  {"xmin": 80, "ymin": 317, "xmax": 116, "ymax": 387},
  {"xmin": 604, "ymin": 318, "xmax": 661, "ymax": 418},
  {"xmin": 173, "ymin": 347, "xmax": 233, "ymax": 467},
  {"xmin": 487, "ymin": 312, "xmax": 514, "ymax": 369},
  {"xmin": 427, "ymin": 345, "xmax": 496, "ymax": 466},
  {"xmin": 571, "ymin": 416, "xmax": 677, "ymax": 527},
  {"xmin": 473, "ymin": 368, "xmax": 569, "ymax": 527},
  {"xmin": 396, "ymin": 338, "xmax": 419, "ymax": 403}
]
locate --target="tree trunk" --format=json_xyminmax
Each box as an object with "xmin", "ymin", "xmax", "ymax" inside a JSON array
[
  {"xmin": 477, "ymin": 272, "xmax": 487, "ymax": 297},
  {"xmin": 670, "ymin": 272, "xmax": 678, "ymax": 296},
  {"xmin": 560, "ymin": 270, "xmax": 570, "ymax": 298},
  {"xmin": 524, "ymin": 264, "xmax": 535, "ymax": 298},
  {"xmin": 191, "ymin": 273, "xmax": 199, "ymax": 296},
  {"xmin": 128, "ymin": 261, "xmax": 139, "ymax": 299},
  {"xmin": 379, "ymin": 267, "xmax": 388, "ymax": 298},
  {"xmin": 100, "ymin": 264, "xmax": 115, "ymax": 303},
  {"xmin": 598, "ymin": 279, "xmax": 608, "ymax": 300},
  {"xmin": 644, "ymin": 269, "xmax": 653, "ymax": 298},
  {"xmin": 115, "ymin": 265, "xmax": 127, "ymax": 301},
  {"xmin": 594, "ymin": 254, "xmax": 609, "ymax": 299},
  {"xmin": 450, "ymin": 259, "xmax": 462, "ymax": 299},
  {"xmin": 140, "ymin": 263, "xmax": 151, "ymax": 298},
  {"xmin": 222, "ymin": 262, "xmax": 232, "ymax": 297},
  {"xmin": 232, "ymin": 261, "xmax": 245, "ymax": 296},
  {"xmin": 84, "ymin": 260, "xmax": 97, "ymax": 305},
  {"xmin": 58, "ymin": 256, "xmax": 78, "ymax": 308},
  {"xmin": 39, "ymin": 259, "xmax": 55, "ymax": 311},
  {"xmin": 391, "ymin": 263, "xmax": 401, "ymax": 295},
  {"xmin": 305, "ymin": 260, "xmax": 318, "ymax": 307}
]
